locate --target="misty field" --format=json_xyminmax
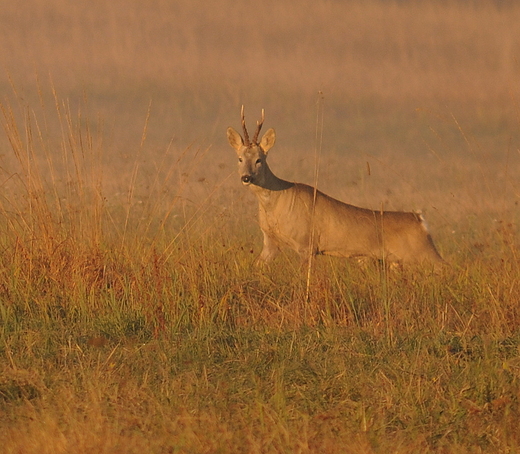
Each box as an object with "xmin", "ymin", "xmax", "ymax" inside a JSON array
[{"xmin": 1, "ymin": 0, "xmax": 520, "ymax": 453}]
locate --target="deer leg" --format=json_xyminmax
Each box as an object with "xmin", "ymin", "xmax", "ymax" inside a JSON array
[{"xmin": 255, "ymin": 231, "xmax": 280, "ymax": 265}]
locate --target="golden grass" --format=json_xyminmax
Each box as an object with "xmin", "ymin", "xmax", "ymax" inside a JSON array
[
  {"xmin": 1, "ymin": 0, "xmax": 519, "ymax": 148},
  {"xmin": 2, "ymin": 0, "xmax": 519, "ymax": 98},
  {"xmin": 0, "ymin": 0, "xmax": 520, "ymax": 452}
]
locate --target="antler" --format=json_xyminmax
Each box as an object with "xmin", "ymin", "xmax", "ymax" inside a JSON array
[
  {"xmin": 240, "ymin": 105, "xmax": 250, "ymax": 146},
  {"xmin": 252, "ymin": 109, "xmax": 265, "ymax": 144}
]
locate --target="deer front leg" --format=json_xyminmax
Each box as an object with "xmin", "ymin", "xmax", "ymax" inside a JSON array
[{"xmin": 255, "ymin": 231, "xmax": 280, "ymax": 266}]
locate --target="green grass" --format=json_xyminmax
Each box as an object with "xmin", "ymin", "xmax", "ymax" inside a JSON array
[
  {"xmin": 0, "ymin": 95, "xmax": 519, "ymax": 449},
  {"xmin": 2, "ymin": 252, "xmax": 520, "ymax": 452},
  {"xmin": 0, "ymin": 83, "xmax": 519, "ymax": 453}
]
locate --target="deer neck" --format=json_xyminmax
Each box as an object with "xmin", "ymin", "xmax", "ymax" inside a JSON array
[{"xmin": 249, "ymin": 164, "xmax": 293, "ymax": 202}]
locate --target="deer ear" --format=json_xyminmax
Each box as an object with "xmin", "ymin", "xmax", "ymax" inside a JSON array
[
  {"xmin": 260, "ymin": 128, "xmax": 276, "ymax": 152},
  {"xmin": 227, "ymin": 127, "xmax": 244, "ymax": 151}
]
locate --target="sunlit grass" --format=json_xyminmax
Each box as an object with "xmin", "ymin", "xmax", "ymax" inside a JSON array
[{"xmin": 0, "ymin": 84, "xmax": 519, "ymax": 452}]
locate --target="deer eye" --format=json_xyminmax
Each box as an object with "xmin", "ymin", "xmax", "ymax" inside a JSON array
[
  {"xmin": 255, "ymin": 158, "xmax": 262, "ymax": 165},
  {"xmin": 238, "ymin": 157, "xmax": 243, "ymax": 163}
]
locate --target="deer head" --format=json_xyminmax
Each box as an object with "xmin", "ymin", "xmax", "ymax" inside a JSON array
[{"xmin": 227, "ymin": 106, "xmax": 276, "ymax": 186}]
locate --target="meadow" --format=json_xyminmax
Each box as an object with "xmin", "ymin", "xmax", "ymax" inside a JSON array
[{"xmin": 1, "ymin": 0, "xmax": 520, "ymax": 452}]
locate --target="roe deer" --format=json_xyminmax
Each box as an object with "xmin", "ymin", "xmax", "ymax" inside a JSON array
[{"xmin": 227, "ymin": 107, "xmax": 445, "ymax": 267}]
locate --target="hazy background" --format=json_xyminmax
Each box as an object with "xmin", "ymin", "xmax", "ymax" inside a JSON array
[{"xmin": 1, "ymin": 0, "xmax": 519, "ymax": 251}]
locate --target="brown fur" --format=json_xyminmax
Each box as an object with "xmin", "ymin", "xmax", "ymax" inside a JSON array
[{"xmin": 227, "ymin": 109, "xmax": 444, "ymax": 267}]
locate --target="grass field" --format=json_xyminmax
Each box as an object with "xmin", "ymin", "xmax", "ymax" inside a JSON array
[{"xmin": 1, "ymin": 0, "xmax": 520, "ymax": 452}]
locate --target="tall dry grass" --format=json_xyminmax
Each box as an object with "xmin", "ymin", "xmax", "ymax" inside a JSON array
[
  {"xmin": 1, "ymin": 0, "xmax": 518, "ymax": 234},
  {"xmin": 0, "ymin": 83, "xmax": 519, "ymax": 452}
]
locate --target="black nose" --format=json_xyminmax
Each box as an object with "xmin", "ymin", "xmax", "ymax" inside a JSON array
[{"xmin": 241, "ymin": 175, "xmax": 251, "ymax": 184}]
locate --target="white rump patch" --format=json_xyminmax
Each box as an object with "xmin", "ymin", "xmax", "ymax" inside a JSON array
[{"xmin": 416, "ymin": 212, "xmax": 430, "ymax": 233}]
